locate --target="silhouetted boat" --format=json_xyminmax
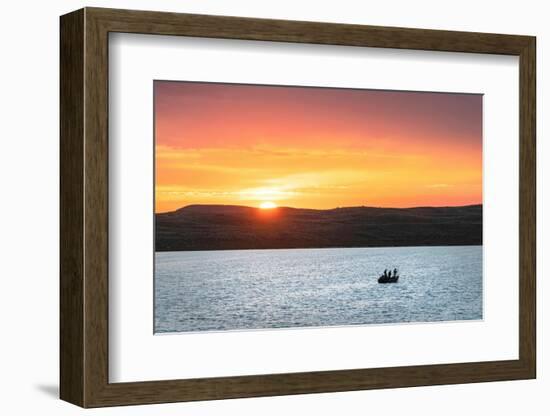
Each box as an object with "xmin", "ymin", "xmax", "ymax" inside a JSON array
[{"xmin": 378, "ymin": 274, "xmax": 399, "ymax": 283}]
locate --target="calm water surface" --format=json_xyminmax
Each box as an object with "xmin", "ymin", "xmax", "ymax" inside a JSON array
[{"xmin": 155, "ymin": 246, "xmax": 482, "ymax": 333}]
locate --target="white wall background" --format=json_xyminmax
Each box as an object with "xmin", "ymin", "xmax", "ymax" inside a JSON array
[{"xmin": 0, "ymin": 0, "xmax": 545, "ymax": 414}]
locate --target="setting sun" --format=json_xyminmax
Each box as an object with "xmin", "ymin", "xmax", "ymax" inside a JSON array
[{"xmin": 259, "ymin": 201, "xmax": 278, "ymax": 209}]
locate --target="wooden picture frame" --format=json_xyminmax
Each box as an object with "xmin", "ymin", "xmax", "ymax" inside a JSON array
[{"xmin": 60, "ymin": 7, "xmax": 536, "ymax": 408}]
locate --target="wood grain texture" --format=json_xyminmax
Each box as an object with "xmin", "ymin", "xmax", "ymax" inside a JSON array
[
  {"xmin": 59, "ymin": 8, "xmax": 84, "ymax": 407},
  {"xmin": 59, "ymin": 7, "xmax": 537, "ymax": 408},
  {"xmin": 518, "ymin": 38, "xmax": 536, "ymax": 375},
  {"xmin": 88, "ymin": 7, "xmax": 532, "ymax": 54}
]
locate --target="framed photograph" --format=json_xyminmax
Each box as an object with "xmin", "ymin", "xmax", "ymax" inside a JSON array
[{"xmin": 60, "ymin": 7, "xmax": 536, "ymax": 408}]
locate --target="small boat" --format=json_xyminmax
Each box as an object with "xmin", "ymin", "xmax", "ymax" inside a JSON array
[{"xmin": 378, "ymin": 273, "xmax": 399, "ymax": 283}]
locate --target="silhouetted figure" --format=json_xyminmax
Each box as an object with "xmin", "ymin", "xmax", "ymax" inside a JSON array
[{"xmin": 378, "ymin": 267, "xmax": 399, "ymax": 283}]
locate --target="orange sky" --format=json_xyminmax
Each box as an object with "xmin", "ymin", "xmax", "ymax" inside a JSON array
[{"xmin": 155, "ymin": 81, "xmax": 482, "ymax": 213}]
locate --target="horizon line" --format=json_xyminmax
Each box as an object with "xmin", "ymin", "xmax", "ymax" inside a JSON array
[{"xmin": 156, "ymin": 202, "xmax": 483, "ymax": 214}]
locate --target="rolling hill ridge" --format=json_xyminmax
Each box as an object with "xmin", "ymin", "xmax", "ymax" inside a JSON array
[{"xmin": 155, "ymin": 204, "xmax": 482, "ymax": 252}]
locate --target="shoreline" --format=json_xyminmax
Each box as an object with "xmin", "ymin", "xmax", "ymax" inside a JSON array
[{"xmin": 155, "ymin": 243, "xmax": 483, "ymax": 254}]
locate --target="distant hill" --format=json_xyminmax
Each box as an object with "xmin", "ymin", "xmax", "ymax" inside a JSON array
[{"xmin": 155, "ymin": 204, "xmax": 482, "ymax": 252}]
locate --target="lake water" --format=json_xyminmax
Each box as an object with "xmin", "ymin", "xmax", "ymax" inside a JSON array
[{"xmin": 155, "ymin": 245, "xmax": 482, "ymax": 333}]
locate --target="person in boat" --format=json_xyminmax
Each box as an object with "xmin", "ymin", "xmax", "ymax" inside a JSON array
[{"xmin": 393, "ymin": 268, "xmax": 398, "ymax": 277}]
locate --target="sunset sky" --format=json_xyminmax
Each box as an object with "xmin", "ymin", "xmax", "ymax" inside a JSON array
[{"xmin": 155, "ymin": 81, "xmax": 482, "ymax": 213}]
